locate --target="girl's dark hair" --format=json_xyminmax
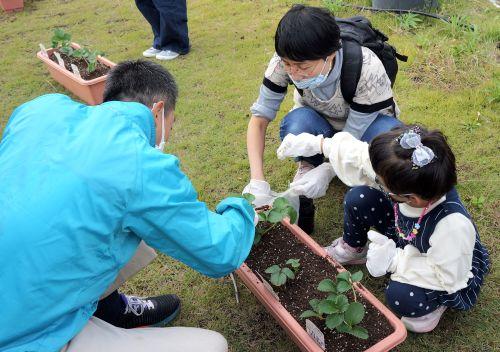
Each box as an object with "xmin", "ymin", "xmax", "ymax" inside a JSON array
[
  {"xmin": 275, "ymin": 4, "xmax": 341, "ymax": 61},
  {"xmin": 369, "ymin": 125, "xmax": 457, "ymax": 200}
]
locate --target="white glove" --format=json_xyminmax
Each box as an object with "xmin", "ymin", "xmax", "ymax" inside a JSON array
[
  {"xmin": 366, "ymin": 230, "xmax": 398, "ymax": 277},
  {"xmin": 253, "ymin": 209, "xmax": 259, "ymax": 226},
  {"xmin": 289, "ymin": 162, "xmax": 335, "ymax": 199},
  {"xmin": 277, "ymin": 133, "xmax": 324, "ymax": 160},
  {"xmin": 242, "ymin": 179, "xmax": 273, "ymax": 207}
]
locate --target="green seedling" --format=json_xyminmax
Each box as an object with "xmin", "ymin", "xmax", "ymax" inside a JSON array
[
  {"xmin": 265, "ymin": 258, "xmax": 300, "ymax": 287},
  {"xmin": 397, "ymin": 13, "xmax": 422, "ymax": 31},
  {"xmin": 323, "ymin": 0, "xmax": 343, "ymax": 13},
  {"xmin": 49, "ymin": 28, "xmax": 105, "ymax": 73},
  {"xmin": 286, "ymin": 258, "xmax": 301, "ymax": 273},
  {"xmin": 471, "ymin": 195, "xmax": 485, "ymax": 209},
  {"xmin": 300, "ymin": 270, "xmax": 368, "ymax": 339},
  {"xmin": 242, "ymin": 194, "xmax": 298, "ymax": 245}
]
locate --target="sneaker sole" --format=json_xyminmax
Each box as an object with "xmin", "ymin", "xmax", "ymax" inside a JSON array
[
  {"xmin": 143, "ymin": 53, "xmax": 159, "ymax": 58},
  {"xmin": 156, "ymin": 56, "xmax": 179, "ymax": 61},
  {"xmin": 151, "ymin": 305, "xmax": 181, "ymax": 327}
]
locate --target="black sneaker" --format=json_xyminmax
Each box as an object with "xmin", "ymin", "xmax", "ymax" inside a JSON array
[{"xmin": 94, "ymin": 291, "xmax": 181, "ymax": 329}]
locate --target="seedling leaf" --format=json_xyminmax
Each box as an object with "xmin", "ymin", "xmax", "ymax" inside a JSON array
[
  {"xmin": 345, "ymin": 302, "xmax": 365, "ymax": 326},
  {"xmin": 300, "ymin": 310, "xmax": 320, "ymax": 319},
  {"xmin": 318, "ymin": 300, "xmax": 339, "ymax": 315},
  {"xmin": 318, "ymin": 279, "xmax": 336, "ymax": 293},
  {"xmin": 325, "ymin": 313, "xmax": 343, "ymax": 329},
  {"xmin": 337, "ymin": 280, "xmax": 352, "ymax": 293},
  {"xmin": 282, "ymin": 267, "xmax": 295, "ymax": 280},
  {"xmin": 351, "ymin": 271, "xmax": 363, "ymax": 282},
  {"xmin": 265, "ymin": 265, "xmax": 281, "ymax": 274}
]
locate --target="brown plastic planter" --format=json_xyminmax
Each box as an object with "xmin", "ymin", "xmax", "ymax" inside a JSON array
[
  {"xmin": 0, "ymin": 0, "xmax": 23, "ymax": 12},
  {"xmin": 37, "ymin": 43, "xmax": 115, "ymax": 105},
  {"xmin": 236, "ymin": 219, "xmax": 407, "ymax": 352}
]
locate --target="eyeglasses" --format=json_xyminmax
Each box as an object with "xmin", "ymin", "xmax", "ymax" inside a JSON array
[
  {"xmin": 374, "ymin": 177, "xmax": 413, "ymax": 200},
  {"xmin": 282, "ymin": 58, "xmax": 326, "ymax": 76}
]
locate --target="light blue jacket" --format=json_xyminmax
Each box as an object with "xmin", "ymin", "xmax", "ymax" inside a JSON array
[{"xmin": 0, "ymin": 94, "xmax": 255, "ymax": 352}]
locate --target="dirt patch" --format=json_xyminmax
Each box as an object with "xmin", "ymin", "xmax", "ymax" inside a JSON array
[{"xmin": 245, "ymin": 223, "xmax": 394, "ymax": 352}]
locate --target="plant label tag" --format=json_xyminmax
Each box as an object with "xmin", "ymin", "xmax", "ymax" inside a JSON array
[
  {"xmin": 54, "ymin": 52, "xmax": 65, "ymax": 68},
  {"xmin": 71, "ymin": 64, "xmax": 82, "ymax": 79},
  {"xmin": 306, "ymin": 319, "xmax": 326, "ymax": 350},
  {"xmin": 39, "ymin": 44, "xmax": 48, "ymax": 57},
  {"xmin": 256, "ymin": 272, "xmax": 280, "ymax": 302}
]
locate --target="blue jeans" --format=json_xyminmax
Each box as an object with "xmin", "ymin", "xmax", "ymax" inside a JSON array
[
  {"xmin": 135, "ymin": 0, "xmax": 190, "ymax": 54},
  {"xmin": 279, "ymin": 107, "xmax": 402, "ymax": 166}
]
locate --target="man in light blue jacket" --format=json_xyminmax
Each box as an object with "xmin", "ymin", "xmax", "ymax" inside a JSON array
[{"xmin": 0, "ymin": 60, "xmax": 255, "ymax": 352}]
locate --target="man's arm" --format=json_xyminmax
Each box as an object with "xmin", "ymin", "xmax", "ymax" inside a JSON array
[{"xmin": 123, "ymin": 145, "xmax": 255, "ymax": 278}]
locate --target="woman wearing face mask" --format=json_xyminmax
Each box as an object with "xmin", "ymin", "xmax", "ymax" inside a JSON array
[{"xmin": 243, "ymin": 4, "xmax": 402, "ymax": 215}]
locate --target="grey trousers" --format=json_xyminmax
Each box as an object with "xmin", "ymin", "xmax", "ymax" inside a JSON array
[{"xmin": 61, "ymin": 242, "xmax": 228, "ymax": 352}]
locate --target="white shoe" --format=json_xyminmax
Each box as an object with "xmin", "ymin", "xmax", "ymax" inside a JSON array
[
  {"xmin": 401, "ymin": 306, "xmax": 447, "ymax": 333},
  {"xmin": 293, "ymin": 160, "xmax": 315, "ymax": 183},
  {"xmin": 143, "ymin": 47, "xmax": 162, "ymax": 58},
  {"xmin": 156, "ymin": 50, "xmax": 180, "ymax": 60},
  {"xmin": 324, "ymin": 237, "xmax": 368, "ymax": 264}
]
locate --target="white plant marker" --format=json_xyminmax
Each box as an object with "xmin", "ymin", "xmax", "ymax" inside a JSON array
[
  {"xmin": 54, "ymin": 52, "xmax": 65, "ymax": 68},
  {"xmin": 256, "ymin": 272, "xmax": 280, "ymax": 302},
  {"xmin": 38, "ymin": 44, "xmax": 48, "ymax": 58},
  {"xmin": 306, "ymin": 319, "xmax": 326, "ymax": 350},
  {"xmin": 229, "ymin": 273, "xmax": 240, "ymax": 304},
  {"xmin": 71, "ymin": 64, "xmax": 82, "ymax": 79}
]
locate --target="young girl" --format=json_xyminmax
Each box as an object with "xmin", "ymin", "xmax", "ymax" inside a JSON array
[{"xmin": 277, "ymin": 125, "xmax": 490, "ymax": 333}]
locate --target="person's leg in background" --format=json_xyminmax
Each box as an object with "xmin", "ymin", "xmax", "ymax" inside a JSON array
[
  {"xmin": 62, "ymin": 317, "xmax": 228, "ymax": 352},
  {"xmin": 93, "ymin": 241, "xmax": 181, "ymax": 329},
  {"xmin": 280, "ymin": 107, "xmax": 336, "ymax": 234},
  {"xmin": 135, "ymin": 0, "xmax": 163, "ymax": 58},
  {"xmin": 279, "ymin": 107, "xmax": 336, "ymax": 179},
  {"xmin": 152, "ymin": 0, "xmax": 190, "ymax": 60},
  {"xmin": 360, "ymin": 113, "xmax": 403, "ymax": 143}
]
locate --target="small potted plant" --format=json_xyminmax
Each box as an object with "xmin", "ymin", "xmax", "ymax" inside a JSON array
[
  {"xmin": 37, "ymin": 29, "xmax": 116, "ymax": 105},
  {"xmin": 0, "ymin": 0, "xmax": 23, "ymax": 12},
  {"xmin": 237, "ymin": 195, "xmax": 407, "ymax": 351}
]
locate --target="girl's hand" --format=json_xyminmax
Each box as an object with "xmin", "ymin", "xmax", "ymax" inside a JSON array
[
  {"xmin": 277, "ymin": 133, "xmax": 324, "ymax": 159},
  {"xmin": 366, "ymin": 230, "xmax": 398, "ymax": 277}
]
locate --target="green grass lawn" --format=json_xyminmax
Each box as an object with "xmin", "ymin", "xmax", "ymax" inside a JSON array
[{"xmin": 1, "ymin": 0, "xmax": 498, "ymax": 350}]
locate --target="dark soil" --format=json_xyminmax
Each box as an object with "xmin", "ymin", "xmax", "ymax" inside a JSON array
[
  {"xmin": 245, "ymin": 223, "xmax": 394, "ymax": 352},
  {"xmin": 49, "ymin": 50, "xmax": 110, "ymax": 80}
]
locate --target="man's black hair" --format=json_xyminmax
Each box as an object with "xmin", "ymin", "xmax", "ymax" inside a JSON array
[
  {"xmin": 103, "ymin": 60, "xmax": 178, "ymax": 112},
  {"xmin": 275, "ymin": 4, "xmax": 341, "ymax": 61},
  {"xmin": 369, "ymin": 125, "xmax": 457, "ymax": 200}
]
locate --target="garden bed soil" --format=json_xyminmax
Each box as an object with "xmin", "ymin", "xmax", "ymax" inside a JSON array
[
  {"xmin": 49, "ymin": 51, "xmax": 110, "ymax": 81},
  {"xmin": 245, "ymin": 223, "xmax": 394, "ymax": 352}
]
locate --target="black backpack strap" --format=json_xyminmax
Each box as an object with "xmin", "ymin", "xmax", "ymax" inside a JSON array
[{"xmin": 340, "ymin": 40, "xmax": 363, "ymax": 105}]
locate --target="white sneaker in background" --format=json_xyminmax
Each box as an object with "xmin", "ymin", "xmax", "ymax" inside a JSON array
[
  {"xmin": 156, "ymin": 50, "xmax": 180, "ymax": 60},
  {"xmin": 142, "ymin": 47, "xmax": 162, "ymax": 58}
]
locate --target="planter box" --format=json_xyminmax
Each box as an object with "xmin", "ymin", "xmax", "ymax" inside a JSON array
[
  {"xmin": 236, "ymin": 219, "xmax": 407, "ymax": 352},
  {"xmin": 37, "ymin": 43, "xmax": 115, "ymax": 106},
  {"xmin": 0, "ymin": 0, "xmax": 23, "ymax": 12}
]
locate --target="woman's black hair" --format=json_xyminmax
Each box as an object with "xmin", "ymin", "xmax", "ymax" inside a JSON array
[
  {"xmin": 275, "ymin": 4, "xmax": 341, "ymax": 61},
  {"xmin": 369, "ymin": 125, "xmax": 457, "ymax": 200}
]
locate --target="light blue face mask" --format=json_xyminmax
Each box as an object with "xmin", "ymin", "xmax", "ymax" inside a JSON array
[{"xmin": 290, "ymin": 58, "xmax": 330, "ymax": 90}]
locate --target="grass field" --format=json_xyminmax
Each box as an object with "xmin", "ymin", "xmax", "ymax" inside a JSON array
[{"xmin": 0, "ymin": 0, "xmax": 498, "ymax": 351}]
